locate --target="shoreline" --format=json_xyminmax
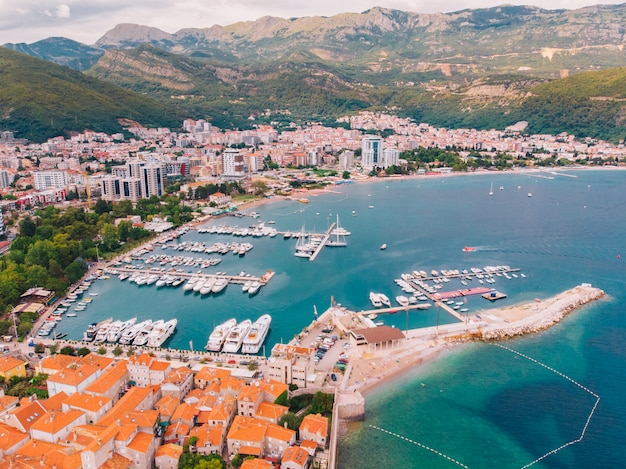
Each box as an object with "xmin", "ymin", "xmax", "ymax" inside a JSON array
[{"xmin": 341, "ymin": 283, "xmax": 605, "ymax": 398}]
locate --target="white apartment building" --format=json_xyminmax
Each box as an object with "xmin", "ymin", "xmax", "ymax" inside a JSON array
[
  {"xmin": 361, "ymin": 136, "xmax": 383, "ymax": 170},
  {"xmin": 33, "ymin": 170, "xmax": 67, "ymax": 190},
  {"xmin": 0, "ymin": 169, "xmax": 11, "ymax": 189},
  {"xmin": 222, "ymin": 149, "xmax": 246, "ymax": 177}
]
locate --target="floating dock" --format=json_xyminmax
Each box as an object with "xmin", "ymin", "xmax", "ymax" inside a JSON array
[
  {"xmin": 482, "ymin": 291, "xmax": 507, "ymax": 301},
  {"xmin": 309, "ymin": 222, "xmax": 336, "ymax": 262}
]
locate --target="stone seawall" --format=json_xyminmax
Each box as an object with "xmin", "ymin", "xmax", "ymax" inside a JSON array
[{"xmin": 481, "ymin": 284, "xmax": 605, "ymax": 340}]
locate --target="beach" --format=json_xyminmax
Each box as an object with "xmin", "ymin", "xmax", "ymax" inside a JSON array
[{"xmin": 341, "ymin": 283, "xmax": 605, "ymax": 396}]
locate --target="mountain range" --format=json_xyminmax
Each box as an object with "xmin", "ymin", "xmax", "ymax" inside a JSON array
[{"xmin": 2, "ymin": 5, "xmax": 626, "ymax": 143}]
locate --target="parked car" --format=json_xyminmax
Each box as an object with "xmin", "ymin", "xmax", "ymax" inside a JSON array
[{"xmin": 331, "ymin": 373, "xmax": 337, "ymax": 381}]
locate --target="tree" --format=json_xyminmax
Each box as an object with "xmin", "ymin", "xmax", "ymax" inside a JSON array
[
  {"xmin": 342, "ymin": 170, "xmax": 351, "ymax": 179},
  {"xmin": 112, "ymin": 346, "xmax": 123, "ymax": 357},
  {"xmin": 274, "ymin": 390, "xmax": 289, "ymax": 407},
  {"xmin": 48, "ymin": 343, "xmax": 59, "ymax": 354},
  {"xmin": 19, "ymin": 217, "xmax": 37, "ymax": 237},
  {"xmin": 310, "ymin": 391, "xmax": 334, "ymax": 415},
  {"xmin": 231, "ymin": 454, "xmax": 243, "ymax": 468},
  {"xmin": 93, "ymin": 198, "xmax": 110, "ymax": 215},
  {"xmin": 34, "ymin": 343, "xmax": 46, "ymax": 354},
  {"xmin": 60, "ymin": 345, "xmax": 76, "ymax": 356},
  {"xmin": 278, "ymin": 412, "xmax": 303, "ymax": 431},
  {"xmin": 76, "ymin": 347, "xmax": 91, "ymax": 357},
  {"xmin": 97, "ymin": 346, "xmax": 107, "ymax": 355}
]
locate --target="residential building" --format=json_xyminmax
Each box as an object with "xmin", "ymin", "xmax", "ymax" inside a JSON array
[
  {"xmin": 161, "ymin": 367, "xmax": 194, "ymax": 401},
  {"xmin": 155, "ymin": 443, "xmax": 183, "ymax": 469},
  {"xmin": 299, "ymin": 413, "xmax": 329, "ymax": 449},
  {"xmin": 0, "ymin": 422, "xmax": 29, "ymax": 456},
  {"xmin": 2, "ymin": 399, "xmax": 47, "ymax": 433},
  {"xmin": 46, "ymin": 363, "xmax": 102, "ymax": 396},
  {"xmin": 33, "ymin": 170, "xmax": 67, "ymax": 190},
  {"xmin": 280, "ymin": 445, "xmax": 311, "ymax": 469},
  {"xmin": 127, "ymin": 353, "xmax": 171, "ymax": 387},
  {"xmin": 223, "ymin": 149, "xmax": 246, "ymax": 177},
  {"xmin": 29, "ymin": 409, "xmax": 87, "ymax": 444},
  {"xmin": 0, "ymin": 357, "xmax": 26, "ymax": 380},
  {"xmin": 62, "ymin": 393, "xmax": 113, "ymax": 424},
  {"xmin": 361, "ymin": 136, "xmax": 383, "ymax": 170},
  {"xmin": 267, "ymin": 345, "xmax": 315, "ymax": 388}
]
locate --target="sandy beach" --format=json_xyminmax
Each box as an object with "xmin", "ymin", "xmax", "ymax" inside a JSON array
[{"xmin": 341, "ymin": 283, "xmax": 605, "ymax": 396}]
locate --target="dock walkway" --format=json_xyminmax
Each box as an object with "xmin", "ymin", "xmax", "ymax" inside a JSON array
[
  {"xmin": 114, "ymin": 267, "xmax": 273, "ymax": 286},
  {"xmin": 309, "ymin": 222, "xmax": 336, "ymax": 262}
]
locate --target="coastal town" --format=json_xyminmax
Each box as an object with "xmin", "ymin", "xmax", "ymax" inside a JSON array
[{"xmin": 0, "ymin": 111, "xmax": 615, "ymax": 469}]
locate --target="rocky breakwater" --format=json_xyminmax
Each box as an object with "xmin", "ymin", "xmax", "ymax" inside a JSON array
[{"xmin": 481, "ymin": 283, "xmax": 605, "ymax": 340}]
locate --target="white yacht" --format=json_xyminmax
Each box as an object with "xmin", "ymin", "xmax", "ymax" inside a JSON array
[
  {"xmin": 369, "ymin": 292, "xmax": 383, "ymax": 308},
  {"xmin": 205, "ymin": 318, "xmax": 237, "ymax": 351},
  {"xmin": 242, "ymin": 280, "xmax": 253, "ymax": 292},
  {"xmin": 133, "ymin": 321, "xmax": 157, "ymax": 346},
  {"xmin": 107, "ymin": 317, "xmax": 137, "ymax": 343},
  {"xmin": 183, "ymin": 277, "xmax": 198, "ymax": 291},
  {"xmin": 193, "ymin": 278, "xmax": 206, "ymax": 292},
  {"xmin": 199, "ymin": 278, "xmax": 216, "ymax": 295},
  {"xmin": 211, "ymin": 277, "xmax": 228, "ymax": 293},
  {"xmin": 378, "ymin": 294, "xmax": 391, "ymax": 307},
  {"xmin": 147, "ymin": 319, "xmax": 177, "ymax": 347},
  {"xmin": 222, "ymin": 319, "xmax": 252, "ymax": 353},
  {"xmin": 396, "ymin": 295, "xmax": 410, "ymax": 307},
  {"xmin": 241, "ymin": 314, "xmax": 272, "ymax": 354},
  {"xmin": 94, "ymin": 321, "xmax": 114, "ymax": 343},
  {"xmin": 120, "ymin": 319, "xmax": 152, "ymax": 345},
  {"xmin": 248, "ymin": 281, "xmax": 262, "ymax": 295}
]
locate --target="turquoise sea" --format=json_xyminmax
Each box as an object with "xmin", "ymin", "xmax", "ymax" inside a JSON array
[{"xmin": 55, "ymin": 169, "xmax": 626, "ymax": 467}]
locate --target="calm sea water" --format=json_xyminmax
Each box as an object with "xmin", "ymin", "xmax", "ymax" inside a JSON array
[{"xmin": 55, "ymin": 169, "xmax": 626, "ymax": 467}]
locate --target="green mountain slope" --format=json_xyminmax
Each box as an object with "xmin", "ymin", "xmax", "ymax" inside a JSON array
[{"xmin": 0, "ymin": 48, "xmax": 181, "ymax": 142}]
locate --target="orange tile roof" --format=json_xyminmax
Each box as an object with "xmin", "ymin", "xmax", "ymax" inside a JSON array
[
  {"xmin": 0, "ymin": 422, "xmax": 28, "ymax": 451},
  {"xmin": 45, "ymin": 449, "xmax": 84, "ymax": 469},
  {"xmin": 238, "ymin": 385, "xmax": 261, "ymax": 402},
  {"xmin": 164, "ymin": 421, "xmax": 190, "ymax": 438},
  {"xmin": 0, "ymin": 394, "xmax": 19, "ymax": 410},
  {"xmin": 300, "ymin": 413, "xmax": 328, "ymax": 437},
  {"xmin": 100, "ymin": 452, "xmax": 132, "ymax": 469},
  {"xmin": 257, "ymin": 379, "xmax": 289, "ymax": 400},
  {"xmin": 183, "ymin": 388, "xmax": 205, "ymax": 402},
  {"xmin": 40, "ymin": 354, "xmax": 78, "ymax": 373},
  {"xmin": 155, "ymin": 442, "xmax": 183, "ymax": 460},
  {"xmin": 79, "ymin": 353, "xmax": 114, "ymax": 370},
  {"xmin": 300, "ymin": 439, "xmax": 317, "ymax": 452},
  {"xmin": 85, "ymin": 360, "xmax": 127, "ymax": 395},
  {"xmin": 149, "ymin": 360, "xmax": 171, "ymax": 372},
  {"xmin": 126, "ymin": 431, "xmax": 153, "ymax": 454},
  {"xmin": 189, "ymin": 424, "xmax": 223, "ymax": 448},
  {"xmin": 114, "ymin": 423, "xmax": 137, "ymax": 443},
  {"xmin": 282, "ymin": 446, "xmax": 309, "ymax": 465},
  {"xmin": 0, "ymin": 356, "xmax": 26, "ymax": 373},
  {"xmin": 41, "ymin": 391, "xmax": 69, "ymax": 412},
  {"xmin": 119, "ymin": 409, "xmax": 159, "ymax": 428},
  {"xmin": 97, "ymin": 386, "xmax": 154, "ymax": 426},
  {"xmin": 220, "ymin": 376, "xmax": 246, "ymax": 393},
  {"xmin": 30, "ymin": 409, "xmax": 85, "ymax": 435},
  {"xmin": 164, "ymin": 367, "xmax": 192, "ymax": 384},
  {"xmin": 47, "ymin": 363, "xmax": 100, "ymax": 386},
  {"xmin": 239, "ymin": 445, "xmax": 262, "ymax": 456},
  {"xmin": 208, "ymin": 401, "xmax": 233, "ymax": 422},
  {"xmin": 128, "ymin": 353, "xmax": 153, "ymax": 366},
  {"xmin": 63, "ymin": 392, "xmax": 112, "ymax": 413},
  {"xmin": 171, "ymin": 403, "xmax": 197, "ymax": 423},
  {"xmin": 14, "ymin": 438, "xmax": 66, "ymax": 458},
  {"xmin": 241, "ymin": 458, "xmax": 273, "ymax": 469},
  {"xmin": 154, "ymin": 395, "xmax": 179, "ymax": 417},
  {"xmin": 256, "ymin": 402, "xmax": 288, "ymax": 421},
  {"xmin": 227, "ymin": 416, "xmax": 267, "ymax": 443},
  {"xmin": 84, "ymin": 422, "xmax": 119, "ymax": 453},
  {"xmin": 265, "ymin": 423, "xmax": 295, "ymax": 443},
  {"xmin": 8, "ymin": 400, "xmax": 47, "ymax": 431}
]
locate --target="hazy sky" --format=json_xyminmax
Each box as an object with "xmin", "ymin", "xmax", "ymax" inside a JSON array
[{"xmin": 0, "ymin": 0, "xmax": 619, "ymax": 44}]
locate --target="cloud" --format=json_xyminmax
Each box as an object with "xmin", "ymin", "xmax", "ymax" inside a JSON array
[{"xmin": 44, "ymin": 4, "xmax": 70, "ymax": 18}]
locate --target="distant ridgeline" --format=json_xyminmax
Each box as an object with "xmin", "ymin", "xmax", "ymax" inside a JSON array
[{"xmin": 3, "ymin": 4, "xmax": 626, "ymax": 142}]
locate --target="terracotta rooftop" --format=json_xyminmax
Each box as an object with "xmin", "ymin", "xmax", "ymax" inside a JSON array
[
  {"xmin": 241, "ymin": 457, "xmax": 273, "ymax": 469},
  {"xmin": 97, "ymin": 385, "xmax": 154, "ymax": 427},
  {"xmin": 30, "ymin": 409, "xmax": 85, "ymax": 435},
  {"xmin": 0, "ymin": 356, "xmax": 26, "ymax": 373},
  {"xmin": 256, "ymin": 402, "xmax": 288, "ymax": 421},
  {"xmin": 227, "ymin": 416, "xmax": 267, "ymax": 443},
  {"xmin": 63, "ymin": 392, "xmax": 112, "ymax": 413},
  {"xmin": 8, "ymin": 400, "xmax": 47, "ymax": 431},
  {"xmin": 300, "ymin": 413, "xmax": 329, "ymax": 437},
  {"xmin": 47, "ymin": 363, "xmax": 100, "ymax": 386},
  {"xmin": 0, "ymin": 422, "xmax": 28, "ymax": 451},
  {"xmin": 126, "ymin": 431, "xmax": 154, "ymax": 454},
  {"xmin": 282, "ymin": 445, "xmax": 310, "ymax": 465},
  {"xmin": 155, "ymin": 442, "xmax": 183, "ymax": 460},
  {"xmin": 85, "ymin": 360, "xmax": 127, "ymax": 395}
]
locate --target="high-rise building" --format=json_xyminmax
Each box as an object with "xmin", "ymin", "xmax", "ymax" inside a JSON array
[
  {"xmin": 0, "ymin": 170, "xmax": 11, "ymax": 189},
  {"xmin": 101, "ymin": 161, "xmax": 164, "ymax": 201},
  {"xmin": 361, "ymin": 137, "xmax": 383, "ymax": 170},
  {"xmin": 222, "ymin": 149, "xmax": 246, "ymax": 177}
]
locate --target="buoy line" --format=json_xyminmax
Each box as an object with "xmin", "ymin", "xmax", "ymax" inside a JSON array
[
  {"xmin": 367, "ymin": 344, "xmax": 599, "ymax": 468},
  {"xmin": 494, "ymin": 343, "xmax": 600, "ymax": 468}
]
